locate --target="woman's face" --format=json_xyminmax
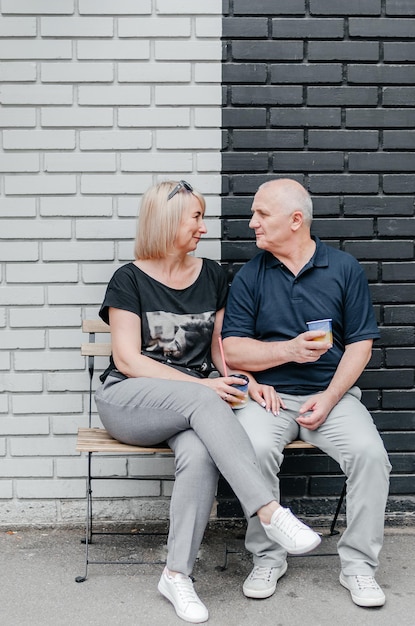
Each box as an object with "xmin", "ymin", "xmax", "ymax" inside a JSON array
[{"xmin": 173, "ymin": 195, "xmax": 207, "ymax": 253}]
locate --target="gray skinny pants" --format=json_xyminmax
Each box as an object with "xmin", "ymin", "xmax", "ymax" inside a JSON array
[
  {"xmin": 236, "ymin": 387, "xmax": 392, "ymax": 576},
  {"xmin": 95, "ymin": 374, "xmax": 275, "ymax": 576}
]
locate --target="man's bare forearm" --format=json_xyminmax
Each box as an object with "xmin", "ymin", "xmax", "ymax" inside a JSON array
[
  {"xmin": 323, "ymin": 340, "xmax": 373, "ymax": 405},
  {"xmin": 223, "ymin": 336, "xmax": 288, "ymax": 371}
]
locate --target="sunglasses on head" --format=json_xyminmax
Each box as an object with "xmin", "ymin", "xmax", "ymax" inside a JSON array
[{"xmin": 167, "ymin": 180, "xmax": 193, "ymax": 201}]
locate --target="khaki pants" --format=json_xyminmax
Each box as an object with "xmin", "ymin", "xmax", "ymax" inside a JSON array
[{"xmin": 237, "ymin": 387, "xmax": 391, "ymax": 576}]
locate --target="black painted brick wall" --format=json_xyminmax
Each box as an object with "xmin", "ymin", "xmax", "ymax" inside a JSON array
[{"xmin": 220, "ymin": 0, "xmax": 415, "ymax": 519}]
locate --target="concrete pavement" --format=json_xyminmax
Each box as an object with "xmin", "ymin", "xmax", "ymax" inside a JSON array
[{"xmin": 1, "ymin": 522, "xmax": 414, "ymax": 626}]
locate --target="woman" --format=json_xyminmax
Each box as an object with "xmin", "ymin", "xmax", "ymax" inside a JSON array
[{"xmin": 95, "ymin": 180, "xmax": 320, "ymax": 624}]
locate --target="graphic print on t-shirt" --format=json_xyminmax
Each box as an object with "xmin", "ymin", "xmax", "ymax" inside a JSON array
[{"xmin": 144, "ymin": 310, "xmax": 214, "ymax": 372}]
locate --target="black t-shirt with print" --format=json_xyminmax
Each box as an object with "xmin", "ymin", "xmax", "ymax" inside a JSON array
[{"xmin": 99, "ymin": 259, "xmax": 228, "ymax": 379}]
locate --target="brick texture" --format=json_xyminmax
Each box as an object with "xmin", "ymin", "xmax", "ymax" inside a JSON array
[
  {"xmin": 0, "ymin": 1, "xmax": 222, "ymax": 525},
  {"xmin": 1, "ymin": 0, "xmax": 413, "ymax": 526},
  {"xmin": 221, "ymin": 0, "xmax": 415, "ymax": 516}
]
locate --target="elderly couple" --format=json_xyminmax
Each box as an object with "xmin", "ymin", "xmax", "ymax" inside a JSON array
[{"xmin": 95, "ymin": 178, "xmax": 391, "ymax": 624}]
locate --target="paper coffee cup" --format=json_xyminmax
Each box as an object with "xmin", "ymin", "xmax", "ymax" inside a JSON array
[
  {"xmin": 229, "ymin": 373, "xmax": 249, "ymax": 409},
  {"xmin": 306, "ymin": 318, "xmax": 333, "ymax": 343}
]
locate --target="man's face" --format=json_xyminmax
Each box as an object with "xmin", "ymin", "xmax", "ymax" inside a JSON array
[{"xmin": 249, "ymin": 186, "xmax": 293, "ymax": 252}]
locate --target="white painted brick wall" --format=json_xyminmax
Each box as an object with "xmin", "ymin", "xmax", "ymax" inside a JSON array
[{"xmin": 0, "ymin": 1, "xmax": 222, "ymax": 525}]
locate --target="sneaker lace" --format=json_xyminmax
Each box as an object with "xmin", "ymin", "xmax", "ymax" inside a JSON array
[
  {"xmin": 173, "ymin": 575, "xmax": 200, "ymax": 605},
  {"xmin": 275, "ymin": 508, "xmax": 306, "ymax": 539},
  {"xmin": 248, "ymin": 566, "xmax": 274, "ymax": 582},
  {"xmin": 355, "ymin": 575, "xmax": 380, "ymax": 591}
]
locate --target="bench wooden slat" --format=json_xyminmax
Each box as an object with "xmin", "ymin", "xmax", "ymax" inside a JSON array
[
  {"xmin": 285, "ymin": 440, "xmax": 314, "ymax": 450},
  {"xmin": 81, "ymin": 342, "xmax": 112, "ymax": 357},
  {"xmin": 77, "ymin": 427, "xmax": 172, "ymax": 454},
  {"xmin": 76, "ymin": 427, "xmax": 314, "ymax": 455},
  {"xmin": 82, "ymin": 319, "xmax": 110, "ymax": 333}
]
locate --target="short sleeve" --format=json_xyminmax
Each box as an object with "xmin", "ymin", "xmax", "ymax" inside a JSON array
[{"xmin": 99, "ymin": 264, "xmax": 141, "ymax": 325}]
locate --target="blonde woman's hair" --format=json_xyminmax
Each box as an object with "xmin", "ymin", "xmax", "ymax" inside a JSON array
[{"xmin": 134, "ymin": 181, "xmax": 206, "ymax": 260}]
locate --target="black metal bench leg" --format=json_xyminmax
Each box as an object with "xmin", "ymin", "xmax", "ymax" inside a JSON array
[
  {"xmin": 329, "ymin": 480, "xmax": 346, "ymax": 536},
  {"xmin": 75, "ymin": 453, "xmax": 93, "ymax": 582}
]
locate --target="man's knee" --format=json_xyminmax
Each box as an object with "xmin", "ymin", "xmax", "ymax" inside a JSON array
[
  {"xmin": 249, "ymin": 434, "xmax": 278, "ymax": 461},
  {"xmin": 346, "ymin": 436, "xmax": 390, "ymax": 478},
  {"xmin": 238, "ymin": 403, "xmax": 283, "ymax": 461}
]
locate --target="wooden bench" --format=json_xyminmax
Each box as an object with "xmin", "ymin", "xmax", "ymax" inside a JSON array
[
  {"xmin": 77, "ymin": 426, "xmax": 318, "ymax": 455},
  {"xmin": 76, "ymin": 320, "xmax": 345, "ymax": 581}
]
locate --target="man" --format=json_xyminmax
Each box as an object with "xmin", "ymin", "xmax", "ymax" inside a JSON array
[{"xmin": 222, "ymin": 178, "xmax": 391, "ymax": 608}]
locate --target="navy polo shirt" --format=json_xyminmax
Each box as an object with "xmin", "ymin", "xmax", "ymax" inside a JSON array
[{"xmin": 222, "ymin": 237, "xmax": 379, "ymax": 394}]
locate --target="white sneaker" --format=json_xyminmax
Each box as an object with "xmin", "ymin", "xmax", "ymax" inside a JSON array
[
  {"xmin": 339, "ymin": 573, "xmax": 386, "ymax": 607},
  {"xmin": 158, "ymin": 568, "xmax": 208, "ymax": 623},
  {"xmin": 261, "ymin": 507, "xmax": 321, "ymax": 555},
  {"xmin": 243, "ymin": 561, "xmax": 288, "ymax": 599}
]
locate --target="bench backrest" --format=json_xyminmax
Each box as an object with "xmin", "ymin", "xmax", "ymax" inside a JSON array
[{"xmin": 81, "ymin": 319, "xmax": 111, "ymax": 357}]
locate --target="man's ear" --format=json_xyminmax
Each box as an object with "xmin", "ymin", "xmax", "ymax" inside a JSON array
[{"xmin": 291, "ymin": 210, "xmax": 303, "ymax": 230}]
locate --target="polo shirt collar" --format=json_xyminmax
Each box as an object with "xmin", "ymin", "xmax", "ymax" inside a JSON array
[{"xmin": 265, "ymin": 236, "xmax": 328, "ymax": 270}]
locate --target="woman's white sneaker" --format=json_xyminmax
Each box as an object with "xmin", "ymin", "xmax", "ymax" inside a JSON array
[
  {"xmin": 261, "ymin": 507, "xmax": 321, "ymax": 555},
  {"xmin": 339, "ymin": 573, "xmax": 386, "ymax": 607},
  {"xmin": 158, "ymin": 568, "xmax": 208, "ymax": 623}
]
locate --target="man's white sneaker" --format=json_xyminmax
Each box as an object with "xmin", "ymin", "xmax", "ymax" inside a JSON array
[
  {"xmin": 243, "ymin": 561, "xmax": 288, "ymax": 599},
  {"xmin": 261, "ymin": 507, "xmax": 321, "ymax": 555},
  {"xmin": 158, "ymin": 568, "xmax": 209, "ymax": 623},
  {"xmin": 339, "ymin": 573, "xmax": 386, "ymax": 607}
]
